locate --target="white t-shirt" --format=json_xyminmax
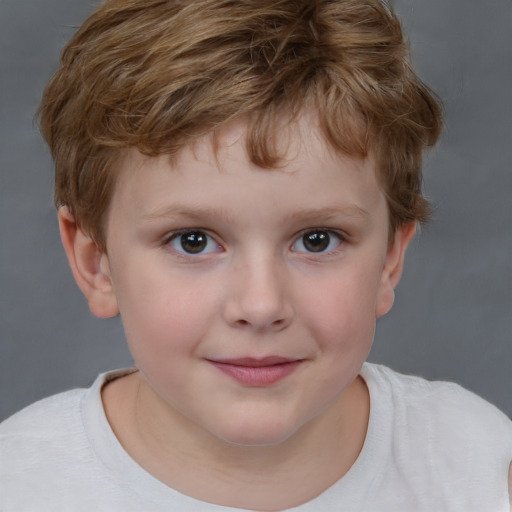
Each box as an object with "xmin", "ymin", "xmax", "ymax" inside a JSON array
[{"xmin": 1, "ymin": 363, "xmax": 511, "ymax": 511}]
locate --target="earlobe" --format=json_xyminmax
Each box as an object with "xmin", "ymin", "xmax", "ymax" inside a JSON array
[
  {"xmin": 58, "ymin": 207, "xmax": 119, "ymax": 318},
  {"xmin": 375, "ymin": 222, "xmax": 416, "ymax": 318}
]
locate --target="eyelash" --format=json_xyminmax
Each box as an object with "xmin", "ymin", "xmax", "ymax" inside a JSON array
[{"xmin": 163, "ymin": 228, "xmax": 346, "ymax": 258}]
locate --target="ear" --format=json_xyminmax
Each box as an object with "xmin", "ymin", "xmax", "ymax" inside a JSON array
[
  {"xmin": 58, "ymin": 207, "xmax": 119, "ymax": 318},
  {"xmin": 375, "ymin": 222, "xmax": 416, "ymax": 318}
]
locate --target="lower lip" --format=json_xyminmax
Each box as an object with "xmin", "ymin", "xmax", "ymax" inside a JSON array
[{"xmin": 210, "ymin": 361, "xmax": 301, "ymax": 386}]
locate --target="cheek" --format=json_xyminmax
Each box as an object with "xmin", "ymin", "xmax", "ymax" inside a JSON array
[
  {"xmin": 298, "ymin": 268, "xmax": 380, "ymax": 351},
  {"xmin": 114, "ymin": 270, "xmax": 220, "ymax": 362}
]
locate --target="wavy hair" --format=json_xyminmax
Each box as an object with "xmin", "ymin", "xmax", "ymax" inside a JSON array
[{"xmin": 39, "ymin": 0, "xmax": 442, "ymax": 249}]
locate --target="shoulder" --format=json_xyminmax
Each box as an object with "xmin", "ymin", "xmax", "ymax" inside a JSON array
[
  {"xmin": 0, "ymin": 368, "xmax": 134, "ymax": 472},
  {"xmin": 362, "ymin": 363, "xmax": 512, "ymax": 507},
  {"xmin": 0, "ymin": 375, "xmax": 115, "ymax": 510},
  {"xmin": 509, "ymin": 463, "xmax": 512, "ymax": 509},
  {"xmin": 364, "ymin": 362, "xmax": 512, "ymax": 441},
  {"xmin": 0, "ymin": 370, "xmax": 128, "ymax": 463},
  {"xmin": 0, "ymin": 387, "xmax": 89, "ymax": 469},
  {"xmin": 0, "ymin": 388, "xmax": 88, "ymax": 507},
  {"xmin": 361, "ymin": 364, "xmax": 512, "ymax": 508},
  {"xmin": 1, "ymin": 387, "xmax": 85, "ymax": 433},
  {"xmin": 0, "ymin": 368, "xmax": 132, "ymax": 445}
]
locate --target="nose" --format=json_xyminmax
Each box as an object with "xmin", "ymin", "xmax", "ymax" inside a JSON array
[{"xmin": 223, "ymin": 254, "xmax": 293, "ymax": 332}]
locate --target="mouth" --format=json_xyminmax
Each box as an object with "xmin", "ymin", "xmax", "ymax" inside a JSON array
[{"xmin": 207, "ymin": 357, "xmax": 303, "ymax": 386}]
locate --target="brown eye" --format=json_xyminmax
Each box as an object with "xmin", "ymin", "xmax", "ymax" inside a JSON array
[
  {"xmin": 302, "ymin": 231, "xmax": 330, "ymax": 252},
  {"xmin": 169, "ymin": 230, "xmax": 220, "ymax": 255},
  {"xmin": 292, "ymin": 230, "xmax": 342, "ymax": 254},
  {"xmin": 180, "ymin": 231, "xmax": 207, "ymax": 253}
]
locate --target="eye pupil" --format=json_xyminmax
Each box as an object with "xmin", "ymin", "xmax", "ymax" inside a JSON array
[
  {"xmin": 303, "ymin": 231, "xmax": 330, "ymax": 252},
  {"xmin": 181, "ymin": 231, "xmax": 207, "ymax": 253}
]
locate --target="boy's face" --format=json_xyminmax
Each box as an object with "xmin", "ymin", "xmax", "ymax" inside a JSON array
[{"xmin": 91, "ymin": 116, "xmax": 411, "ymax": 447}]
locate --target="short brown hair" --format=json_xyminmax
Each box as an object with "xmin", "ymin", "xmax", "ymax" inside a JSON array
[{"xmin": 39, "ymin": 0, "xmax": 442, "ymax": 250}]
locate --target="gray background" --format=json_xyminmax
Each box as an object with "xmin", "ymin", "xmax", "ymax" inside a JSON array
[{"xmin": 0, "ymin": 0, "xmax": 510, "ymax": 422}]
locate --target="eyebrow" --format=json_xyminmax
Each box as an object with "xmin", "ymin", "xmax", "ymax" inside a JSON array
[
  {"xmin": 283, "ymin": 206, "xmax": 370, "ymax": 223},
  {"xmin": 142, "ymin": 205, "xmax": 236, "ymax": 224},
  {"xmin": 142, "ymin": 204, "xmax": 369, "ymax": 225}
]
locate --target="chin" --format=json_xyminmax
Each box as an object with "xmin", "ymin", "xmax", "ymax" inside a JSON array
[
  {"xmin": 211, "ymin": 415, "xmax": 303, "ymax": 448},
  {"xmin": 220, "ymin": 432, "xmax": 296, "ymax": 448}
]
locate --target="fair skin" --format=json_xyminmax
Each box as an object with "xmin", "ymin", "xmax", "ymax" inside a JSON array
[{"xmin": 60, "ymin": 115, "xmax": 504, "ymax": 510}]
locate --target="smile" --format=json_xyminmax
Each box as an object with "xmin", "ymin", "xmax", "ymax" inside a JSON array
[{"xmin": 208, "ymin": 357, "xmax": 302, "ymax": 386}]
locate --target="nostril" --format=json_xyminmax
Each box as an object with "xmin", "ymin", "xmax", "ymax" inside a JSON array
[
  {"xmin": 224, "ymin": 292, "xmax": 293, "ymax": 331},
  {"xmin": 234, "ymin": 317, "xmax": 287, "ymax": 330}
]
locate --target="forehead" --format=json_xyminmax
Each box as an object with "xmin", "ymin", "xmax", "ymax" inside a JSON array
[
  {"xmin": 111, "ymin": 113, "xmax": 384, "ymax": 219},
  {"xmin": 139, "ymin": 112, "xmax": 374, "ymax": 177}
]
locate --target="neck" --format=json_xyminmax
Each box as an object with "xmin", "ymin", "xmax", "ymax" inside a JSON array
[{"xmin": 102, "ymin": 371, "xmax": 369, "ymax": 511}]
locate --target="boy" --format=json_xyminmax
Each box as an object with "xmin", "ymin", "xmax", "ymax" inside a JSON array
[{"xmin": 1, "ymin": 0, "xmax": 511, "ymax": 510}]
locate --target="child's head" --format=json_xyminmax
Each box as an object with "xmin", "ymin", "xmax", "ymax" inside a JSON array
[
  {"xmin": 39, "ymin": 0, "xmax": 444, "ymax": 462},
  {"xmin": 39, "ymin": 0, "xmax": 442, "ymax": 251}
]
